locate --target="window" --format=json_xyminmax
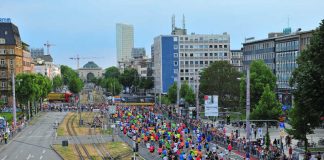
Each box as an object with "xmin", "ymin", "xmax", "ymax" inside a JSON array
[
  {"xmin": 10, "ymin": 59, "xmax": 13, "ymax": 65},
  {"xmin": 205, "ymin": 61, "xmax": 208, "ymax": 64},
  {"xmin": 200, "ymin": 61, "xmax": 203, "ymax": 64},
  {"xmin": 219, "ymin": 45, "xmax": 223, "ymax": 48},
  {"xmin": 190, "ymin": 61, "xmax": 193, "ymax": 64},
  {"xmin": 185, "ymin": 37, "xmax": 188, "ymax": 40},
  {"xmin": 190, "ymin": 45, "xmax": 193, "ymax": 49},
  {"xmin": 180, "ymin": 77, "xmax": 184, "ymax": 80},
  {"xmin": 185, "ymin": 61, "xmax": 188, "ymax": 65},
  {"xmin": 209, "ymin": 53, "xmax": 213, "ymax": 56},
  {"xmin": 224, "ymin": 52, "xmax": 228, "ymax": 56},
  {"xmin": 0, "ymin": 38, "xmax": 5, "ymax": 44},
  {"xmin": 0, "ymin": 59, "xmax": 4, "ymax": 65},
  {"xmin": 214, "ymin": 53, "xmax": 218, "ymax": 56},
  {"xmin": 224, "ymin": 45, "xmax": 228, "ymax": 48},
  {"xmin": 185, "ymin": 77, "xmax": 189, "ymax": 80},
  {"xmin": 205, "ymin": 53, "xmax": 208, "ymax": 57},
  {"xmin": 1, "ymin": 82, "xmax": 5, "ymax": 88},
  {"xmin": 185, "ymin": 53, "xmax": 188, "ymax": 57},
  {"xmin": 190, "ymin": 53, "xmax": 193, "ymax": 57},
  {"xmin": 180, "ymin": 69, "xmax": 184, "ymax": 72},
  {"xmin": 174, "ymin": 53, "xmax": 178, "ymax": 57},
  {"xmin": 180, "ymin": 37, "xmax": 183, "ymax": 40},
  {"xmin": 173, "ymin": 37, "xmax": 178, "ymax": 42},
  {"xmin": 185, "ymin": 69, "xmax": 188, "ymax": 73},
  {"xmin": 214, "ymin": 45, "xmax": 218, "ymax": 48},
  {"xmin": 0, "ymin": 49, "xmax": 5, "ymax": 54},
  {"xmin": 174, "ymin": 45, "xmax": 178, "ymax": 49},
  {"xmin": 181, "ymin": 53, "xmax": 184, "ymax": 57},
  {"xmin": 210, "ymin": 61, "xmax": 213, "ymax": 64},
  {"xmin": 180, "ymin": 45, "xmax": 183, "ymax": 49},
  {"xmin": 195, "ymin": 61, "xmax": 198, "ymax": 64},
  {"xmin": 174, "ymin": 61, "xmax": 178, "ymax": 66},
  {"xmin": 209, "ymin": 45, "xmax": 213, "ymax": 48}
]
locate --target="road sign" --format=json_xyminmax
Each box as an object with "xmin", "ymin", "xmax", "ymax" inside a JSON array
[{"xmin": 204, "ymin": 95, "xmax": 218, "ymax": 117}]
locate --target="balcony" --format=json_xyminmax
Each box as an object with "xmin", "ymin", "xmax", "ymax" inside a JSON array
[
  {"xmin": 0, "ymin": 74, "xmax": 7, "ymax": 79},
  {"xmin": 0, "ymin": 63, "xmax": 7, "ymax": 68}
]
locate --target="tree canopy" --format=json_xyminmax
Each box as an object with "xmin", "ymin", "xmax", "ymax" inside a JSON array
[
  {"xmin": 167, "ymin": 83, "xmax": 177, "ymax": 104},
  {"xmin": 119, "ymin": 68, "xmax": 138, "ymax": 89},
  {"xmin": 200, "ymin": 61, "xmax": 241, "ymax": 110},
  {"xmin": 104, "ymin": 66, "xmax": 120, "ymax": 79},
  {"xmin": 52, "ymin": 75, "xmax": 63, "ymax": 92},
  {"xmin": 250, "ymin": 84, "xmax": 282, "ymax": 121},
  {"xmin": 287, "ymin": 20, "xmax": 324, "ymax": 152},
  {"xmin": 240, "ymin": 60, "xmax": 276, "ymax": 111}
]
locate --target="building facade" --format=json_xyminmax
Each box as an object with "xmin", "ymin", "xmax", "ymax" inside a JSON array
[
  {"xmin": 153, "ymin": 33, "xmax": 230, "ymax": 93},
  {"xmin": 230, "ymin": 49, "xmax": 243, "ymax": 72},
  {"xmin": 131, "ymin": 48, "xmax": 146, "ymax": 59},
  {"xmin": 22, "ymin": 42, "xmax": 34, "ymax": 73},
  {"xmin": 242, "ymin": 29, "xmax": 313, "ymax": 106},
  {"xmin": 0, "ymin": 21, "xmax": 24, "ymax": 104},
  {"xmin": 78, "ymin": 61, "xmax": 103, "ymax": 82},
  {"xmin": 116, "ymin": 23, "xmax": 134, "ymax": 68},
  {"xmin": 33, "ymin": 55, "xmax": 60, "ymax": 79},
  {"xmin": 31, "ymin": 48, "xmax": 44, "ymax": 58}
]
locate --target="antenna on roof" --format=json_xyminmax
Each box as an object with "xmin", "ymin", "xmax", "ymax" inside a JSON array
[
  {"xmin": 172, "ymin": 14, "xmax": 175, "ymax": 31},
  {"xmin": 182, "ymin": 14, "xmax": 185, "ymax": 29}
]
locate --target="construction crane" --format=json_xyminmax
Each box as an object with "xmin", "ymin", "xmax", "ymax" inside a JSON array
[
  {"xmin": 44, "ymin": 41, "xmax": 55, "ymax": 55},
  {"xmin": 69, "ymin": 54, "xmax": 103, "ymax": 69}
]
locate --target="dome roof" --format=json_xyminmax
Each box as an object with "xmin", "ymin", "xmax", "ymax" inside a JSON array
[{"xmin": 83, "ymin": 61, "xmax": 100, "ymax": 69}]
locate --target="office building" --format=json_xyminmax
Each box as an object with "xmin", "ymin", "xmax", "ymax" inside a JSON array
[
  {"xmin": 131, "ymin": 48, "xmax": 146, "ymax": 59},
  {"xmin": 31, "ymin": 48, "xmax": 44, "ymax": 58},
  {"xmin": 242, "ymin": 28, "xmax": 313, "ymax": 106},
  {"xmin": 22, "ymin": 42, "xmax": 34, "ymax": 73},
  {"xmin": 116, "ymin": 23, "xmax": 134, "ymax": 69},
  {"xmin": 33, "ymin": 55, "xmax": 60, "ymax": 79},
  {"xmin": 153, "ymin": 31, "xmax": 230, "ymax": 93},
  {"xmin": 230, "ymin": 49, "xmax": 243, "ymax": 72}
]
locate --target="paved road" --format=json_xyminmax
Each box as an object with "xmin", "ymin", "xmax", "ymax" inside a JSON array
[{"xmin": 0, "ymin": 112, "xmax": 67, "ymax": 160}]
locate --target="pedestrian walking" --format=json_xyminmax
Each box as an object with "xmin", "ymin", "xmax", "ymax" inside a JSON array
[
  {"xmin": 4, "ymin": 132, "xmax": 8, "ymax": 144},
  {"xmin": 288, "ymin": 146, "xmax": 292, "ymax": 159}
]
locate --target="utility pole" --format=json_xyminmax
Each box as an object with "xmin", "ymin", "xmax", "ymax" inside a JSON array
[
  {"xmin": 246, "ymin": 66, "xmax": 251, "ymax": 141},
  {"xmin": 196, "ymin": 76, "xmax": 200, "ymax": 120},
  {"xmin": 176, "ymin": 67, "xmax": 180, "ymax": 115}
]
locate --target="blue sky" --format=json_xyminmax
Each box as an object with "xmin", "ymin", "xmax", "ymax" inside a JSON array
[{"xmin": 1, "ymin": 0, "xmax": 323, "ymax": 69}]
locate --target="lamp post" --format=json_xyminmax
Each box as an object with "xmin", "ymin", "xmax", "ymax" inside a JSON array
[
  {"xmin": 246, "ymin": 66, "xmax": 251, "ymax": 141},
  {"xmin": 11, "ymin": 71, "xmax": 17, "ymax": 127}
]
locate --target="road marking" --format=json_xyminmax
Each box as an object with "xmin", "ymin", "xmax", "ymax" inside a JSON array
[
  {"xmin": 1, "ymin": 155, "xmax": 7, "ymax": 160},
  {"xmin": 26, "ymin": 154, "xmax": 31, "ymax": 160},
  {"xmin": 42, "ymin": 150, "xmax": 46, "ymax": 154},
  {"xmin": 39, "ymin": 156, "xmax": 43, "ymax": 160}
]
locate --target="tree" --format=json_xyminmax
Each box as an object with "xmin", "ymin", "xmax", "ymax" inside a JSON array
[
  {"xmin": 102, "ymin": 78, "xmax": 122, "ymax": 96},
  {"xmin": 60, "ymin": 65, "xmax": 78, "ymax": 85},
  {"xmin": 68, "ymin": 77, "xmax": 84, "ymax": 94},
  {"xmin": 52, "ymin": 75, "xmax": 63, "ymax": 92},
  {"xmin": 200, "ymin": 61, "xmax": 241, "ymax": 110},
  {"xmin": 250, "ymin": 84, "xmax": 282, "ymax": 123},
  {"xmin": 167, "ymin": 83, "xmax": 177, "ymax": 104},
  {"xmin": 119, "ymin": 68, "xmax": 138, "ymax": 91},
  {"xmin": 240, "ymin": 60, "xmax": 276, "ymax": 111},
  {"xmin": 287, "ymin": 20, "xmax": 324, "ymax": 152},
  {"xmin": 104, "ymin": 66, "xmax": 120, "ymax": 79},
  {"xmin": 180, "ymin": 82, "xmax": 195, "ymax": 105}
]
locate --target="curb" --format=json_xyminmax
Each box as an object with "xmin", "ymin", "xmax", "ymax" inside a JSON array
[{"xmin": 50, "ymin": 144, "xmax": 64, "ymax": 160}]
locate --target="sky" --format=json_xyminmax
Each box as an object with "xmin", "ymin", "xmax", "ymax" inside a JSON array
[{"xmin": 1, "ymin": 0, "xmax": 323, "ymax": 69}]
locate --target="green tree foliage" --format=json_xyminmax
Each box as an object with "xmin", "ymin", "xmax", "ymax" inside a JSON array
[
  {"xmin": 180, "ymin": 82, "xmax": 195, "ymax": 105},
  {"xmin": 102, "ymin": 78, "xmax": 122, "ymax": 96},
  {"xmin": 167, "ymin": 83, "xmax": 177, "ymax": 104},
  {"xmin": 250, "ymin": 85, "xmax": 282, "ymax": 121},
  {"xmin": 119, "ymin": 68, "xmax": 138, "ymax": 89},
  {"xmin": 104, "ymin": 66, "xmax": 120, "ymax": 79},
  {"xmin": 68, "ymin": 77, "xmax": 84, "ymax": 94},
  {"xmin": 16, "ymin": 73, "xmax": 39, "ymax": 104},
  {"xmin": 60, "ymin": 65, "xmax": 78, "ymax": 85},
  {"xmin": 240, "ymin": 60, "xmax": 276, "ymax": 110},
  {"xmin": 200, "ymin": 61, "xmax": 241, "ymax": 110},
  {"xmin": 52, "ymin": 75, "xmax": 63, "ymax": 91},
  {"xmin": 287, "ymin": 20, "xmax": 324, "ymax": 152},
  {"xmin": 138, "ymin": 77, "xmax": 154, "ymax": 91}
]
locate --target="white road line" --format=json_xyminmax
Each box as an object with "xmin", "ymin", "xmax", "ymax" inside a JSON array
[
  {"xmin": 42, "ymin": 150, "xmax": 46, "ymax": 154},
  {"xmin": 39, "ymin": 156, "xmax": 43, "ymax": 160},
  {"xmin": 1, "ymin": 155, "xmax": 7, "ymax": 160},
  {"xmin": 26, "ymin": 154, "xmax": 31, "ymax": 160}
]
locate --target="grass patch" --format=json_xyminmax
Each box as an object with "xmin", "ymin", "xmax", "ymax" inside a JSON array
[
  {"xmin": 53, "ymin": 144, "xmax": 79, "ymax": 160},
  {"xmin": 104, "ymin": 142, "xmax": 133, "ymax": 159}
]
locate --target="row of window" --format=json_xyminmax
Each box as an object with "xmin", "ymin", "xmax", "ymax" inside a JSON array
[
  {"xmin": 244, "ymin": 41, "xmax": 275, "ymax": 52},
  {"xmin": 243, "ymin": 52, "xmax": 275, "ymax": 61},
  {"xmin": 179, "ymin": 44, "xmax": 228, "ymax": 49},
  {"xmin": 0, "ymin": 49, "xmax": 14, "ymax": 55},
  {"xmin": 177, "ymin": 52, "xmax": 229, "ymax": 57},
  {"xmin": 179, "ymin": 36, "xmax": 229, "ymax": 42},
  {"xmin": 0, "ymin": 59, "xmax": 14, "ymax": 65},
  {"xmin": 276, "ymin": 41, "xmax": 299, "ymax": 52}
]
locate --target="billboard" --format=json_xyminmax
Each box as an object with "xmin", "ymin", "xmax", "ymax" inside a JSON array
[{"xmin": 204, "ymin": 95, "xmax": 219, "ymax": 117}]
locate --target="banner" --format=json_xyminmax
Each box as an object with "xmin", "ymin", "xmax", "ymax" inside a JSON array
[{"xmin": 204, "ymin": 95, "xmax": 219, "ymax": 117}]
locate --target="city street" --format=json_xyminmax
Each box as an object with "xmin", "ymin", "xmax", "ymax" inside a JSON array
[{"xmin": 0, "ymin": 112, "xmax": 66, "ymax": 160}]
